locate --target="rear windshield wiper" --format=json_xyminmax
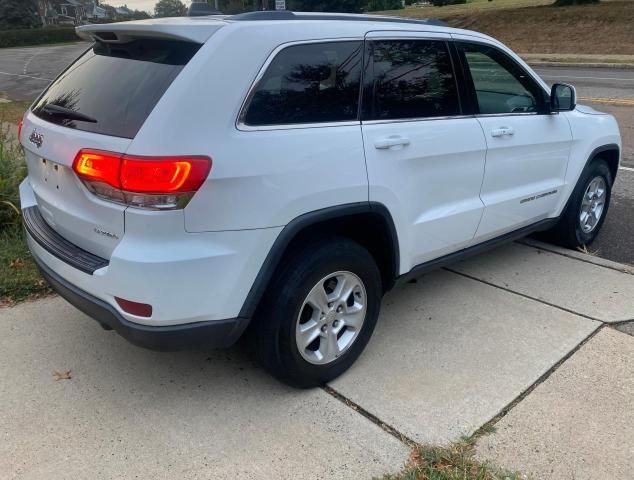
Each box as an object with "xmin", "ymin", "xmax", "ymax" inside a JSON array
[{"xmin": 41, "ymin": 103, "xmax": 98, "ymax": 123}]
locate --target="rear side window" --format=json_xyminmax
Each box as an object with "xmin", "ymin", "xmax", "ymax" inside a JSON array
[
  {"xmin": 363, "ymin": 40, "xmax": 460, "ymax": 121},
  {"xmin": 242, "ymin": 41, "xmax": 363, "ymax": 126},
  {"xmin": 31, "ymin": 39, "xmax": 200, "ymax": 139}
]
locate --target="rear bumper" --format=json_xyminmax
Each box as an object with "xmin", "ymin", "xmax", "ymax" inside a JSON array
[
  {"xmin": 19, "ymin": 177, "xmax": 282, "ymax": 350},
  {"xmin": 32, "ymin": 253, "xmax": 248, "ymax": 351},
  {"xmin": 20, "ymin": 177, "xmax": 281, "ymax": 329}
]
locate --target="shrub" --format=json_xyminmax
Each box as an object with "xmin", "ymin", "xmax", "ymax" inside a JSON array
[
  {"xmin": 0, "ymin": 27, "xmax": 79, "ymax": 49},
  {"xmin": 0, "ymin": 123, "xmax": 25, "ymax": 229}
]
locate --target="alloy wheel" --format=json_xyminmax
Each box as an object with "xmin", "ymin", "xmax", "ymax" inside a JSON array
[{"xmin": 295, "ymin": 271, "xmax": 367, "ymax": 365}]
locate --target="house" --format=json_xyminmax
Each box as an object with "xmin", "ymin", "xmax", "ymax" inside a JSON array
[
  {"xmin": 115, "ymin": 6, "xmax": 133, "ymax": 17},
  {"xmin": 37, "ymin": 0, "xmax": 110, "ymax": 26},
  {"xmin": 37, "ymin": 1, "xmax": 59, "ymax": 26},
  {"xmin": 85, "ymin": 2, "xmax": 110, "ymax": 21},
  {"xmin": 54, "ymin": 0, "xmax": 88, "ymax": 25}
]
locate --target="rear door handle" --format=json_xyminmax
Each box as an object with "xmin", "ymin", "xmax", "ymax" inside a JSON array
[
  {"xmin": 374, "ymin": 135, "xmax": 410, "ymax": 150},
  {"xmin": 491, "ymin": 127, "xmax": 515, "ymax": 137}
]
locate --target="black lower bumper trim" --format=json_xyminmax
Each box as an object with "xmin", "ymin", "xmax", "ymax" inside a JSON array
[
  {"xmin": 32, "ymin": 255, "xmax": 249, "ymax": 352},
  {"xmin": 23, "ymin": 206, "xmax": 109, "ymax": 274}
]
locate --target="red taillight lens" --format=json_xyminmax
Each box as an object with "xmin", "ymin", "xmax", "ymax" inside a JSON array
[
  {"xmin": 120, "ymin": 156, "xmax": 210, "ymax": 193},
  {"xmin": 17, "ymin": 120, "xmax": 23, "ymax": 142},
  {"xmin": 72, "ymin": 149, "xmax": 212, "ymax": 209},
  {"xmin": 73, "ymin": 150, "xmax": 122, "ymax": 188}
]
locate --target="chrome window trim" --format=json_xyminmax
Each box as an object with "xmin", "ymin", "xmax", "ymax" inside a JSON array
[
  {"xmin": 236, "ymin": 37, "xmax": 364, "ymax": 132},
  {"xmin": 364, "ymin": 30, "xmax": 452, "ymax": 41},
  {"xmin": 238, "ymin": 120, "xmax": 361, "ymax": 132},
  {"xmin": 475, "ymin": 112, "xmax": 540, "ymax": 118},
  {"xmin": 362, "ymin": 114, "xmax": 474, "ymax": 125}
]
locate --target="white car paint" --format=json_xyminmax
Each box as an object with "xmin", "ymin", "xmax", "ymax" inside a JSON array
[{"xmin": 20, "ymin": 14, "xmax": 621, "ymax": 332}]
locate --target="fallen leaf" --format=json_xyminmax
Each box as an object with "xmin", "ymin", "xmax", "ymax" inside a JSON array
[
  {"xmin": 408, "ymin": 448, "xmax": 422, "ymax": 467},
  {"xmin": 53, "ymin": 370, "xmax": 72, "ymax": 381},
  {"xmin": 9, "ymin": 258, "xmax": 23, "ymax": 269}
]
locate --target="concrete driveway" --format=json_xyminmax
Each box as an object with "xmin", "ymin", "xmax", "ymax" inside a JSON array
[{"xmin": 2, "ymin": 241, "xmax": 633, "ymax": 479}]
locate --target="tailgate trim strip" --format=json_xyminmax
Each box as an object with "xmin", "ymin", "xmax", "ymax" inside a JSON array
[{"xmin": 23, "ymin": 206, "xmax": 109, "ymax": 275}]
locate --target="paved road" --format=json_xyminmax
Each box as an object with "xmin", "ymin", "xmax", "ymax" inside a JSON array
[
  {"xmin": 533, "ymin": 65, "xmax": 634, "ymax": 101},
  {"xmin": 533, "ymin": 66, "xmax": 634, "ymax": 265},
  {"xmin": 0, "ymin": 44, "xmax": 631, "ymax": 264},
  {"xmin": 0, "ymin": 42, "xmax": 88, "ymax": 100}
]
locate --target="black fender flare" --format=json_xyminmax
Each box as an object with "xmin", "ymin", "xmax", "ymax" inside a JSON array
[
  {"xmin": 238, "ymin": 202, "xmax": 399, "ymax": 319},
  {"xmin": 585, "ymin": 143, "xmax": 620, "ymax": 179},
  {"xmin": 561, "ymin": 143, "xmax": 620, "ymax": 215}
]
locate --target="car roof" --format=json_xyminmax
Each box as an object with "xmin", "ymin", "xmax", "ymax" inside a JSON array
[
  {"xmin": 77, "ymin": 11, "xmax": 493, "ymax": 46},
  {"xmin": 226, "ymin": 10, "xmax": 447, "ymax": 27}
]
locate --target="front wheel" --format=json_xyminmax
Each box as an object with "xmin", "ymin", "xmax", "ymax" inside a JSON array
[
  {"xmin": 551, "ymin": 158, "xmax": 613, "ymax": 248},
  {"xmin": 252, "ymin": 237, "xmax": 382, "ymax": 388}
]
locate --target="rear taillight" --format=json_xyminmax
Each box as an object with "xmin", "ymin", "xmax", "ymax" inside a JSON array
[
  {"xmin": 17, "ymin": 120, "xmax": 23, "ymax": 142},
  {"xmin": 72, "ymin": 149, "xmax": 212, "ymax": 210}
]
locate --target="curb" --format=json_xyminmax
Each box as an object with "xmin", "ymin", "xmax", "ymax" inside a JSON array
[{"xmin": 519, "ymin": 238, "xmax": 634, "ymax": 275}]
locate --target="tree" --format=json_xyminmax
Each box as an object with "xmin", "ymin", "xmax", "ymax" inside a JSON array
[
  {"xmin": 0, "ymin": 0, "xmax": 40, "ymax": 30},
  {"xmin": 154, "ymin": 0, "xmax": 187, "ymax": 17},
  {"xmin": 366, "ymin": 0, "xmax": 403, "ymax": 10},
  {"xmin": 286, "ymin": 0, "xmax": 368, "ymax": 13}
]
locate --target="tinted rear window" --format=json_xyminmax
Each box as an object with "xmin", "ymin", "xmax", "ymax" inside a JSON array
[
  {"xmin": 243, "ymin": 41, "xmax": 363, "ymax": 126},
  {"xmin": 363, "ymin": 40, "xmax": 460, "ymax": 121},
  {"xmin": 31, "ymin": 38, "xmax": 200, "ymax": 139}
]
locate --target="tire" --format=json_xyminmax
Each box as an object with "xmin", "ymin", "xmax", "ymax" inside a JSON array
[
  {"xmin": 252, "ymin": 237, "xmax": 382, "ymax": 388},
  {"xmin": 551, "ymin": 158, "xmax": 613, "ymax": 248}
]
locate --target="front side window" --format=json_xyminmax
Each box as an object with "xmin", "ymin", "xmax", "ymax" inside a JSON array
[
  {"xmin": 362, "ymin": 39, "xmax": 460, "ymax": 121},
  {"xmin": 459, "ymin": 43, "xmax": 545, "ymax": 115},
  {"xmin": 243, "ymin": 41, "xmax": 363, "ymax": 126}
]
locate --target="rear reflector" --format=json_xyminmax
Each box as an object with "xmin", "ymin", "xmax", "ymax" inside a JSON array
[
  {"xmin": 72, "ymin": 149, "xmax": 212, "ymax": 209},
  {"xmin": 115, "ymin": 297, "xmax": 153, "ymax": 317}
]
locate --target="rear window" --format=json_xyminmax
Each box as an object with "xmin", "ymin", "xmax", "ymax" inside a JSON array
[
  {"xmin": 242, "ymin": 41, "xmax": 363, "ymax": 126},
  {"xmin": 31, "ymin": 38, "xmax": 201, "ymax": 139}
]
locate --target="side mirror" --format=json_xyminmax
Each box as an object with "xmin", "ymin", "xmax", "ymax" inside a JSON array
[{"xmin": 550, "ymin": 83, "xmax": 576, "ymax": 112}]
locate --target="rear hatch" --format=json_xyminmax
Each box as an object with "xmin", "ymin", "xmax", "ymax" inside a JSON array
[{"xmin": 22, "ymin": 34, "xmax": 204, "ymax": 259}]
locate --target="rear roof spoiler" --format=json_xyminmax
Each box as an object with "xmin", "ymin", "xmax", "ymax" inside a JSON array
[{"xmin": 76, "ymin": 19, "xmax": 225, "ymax": 44}]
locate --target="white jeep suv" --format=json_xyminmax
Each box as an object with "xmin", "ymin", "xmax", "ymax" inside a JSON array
[{"xmin": 19, "ymin": 12, "xmax": 621, "ymax": 387}]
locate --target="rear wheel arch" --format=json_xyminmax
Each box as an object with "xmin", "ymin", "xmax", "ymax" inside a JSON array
[{"xmin": 239, "ymin": 202, "xmax": 399, "ymax": 320}]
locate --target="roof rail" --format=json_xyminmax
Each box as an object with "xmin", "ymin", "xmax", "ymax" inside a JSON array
[{"xmin": 228, "ymin": 11, "xmax": 447, "ymax": 27}]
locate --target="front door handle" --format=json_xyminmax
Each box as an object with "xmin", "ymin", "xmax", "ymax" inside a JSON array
[
  {"xmin": 491, "ymin": 127, "xmax": 515, "ymax": 137},
  {"xmin": 374, "ymin": 135, "xmax": 410, "ymax": 150}
]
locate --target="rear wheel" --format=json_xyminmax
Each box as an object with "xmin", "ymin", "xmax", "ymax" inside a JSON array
[
  {"xmin": 252, "ymin": 237, "xmax": 382, "ymax": 388},
  {"xmin": 551, "ymin": 158, "xmax": 613, "ymax": 248}
]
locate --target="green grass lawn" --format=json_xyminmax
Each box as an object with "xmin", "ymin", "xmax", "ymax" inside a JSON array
[
  {"xmin": 381, "ymin": 434, "xmax": 526, "ymax": 480},
  {"xmin": 387, "ymin": 0, "xmax": 553, "ymax": 18},
  {"xmin": 383, "ymin": 0, "xmax": 634, "ymax": 56},
  {"xmin": 0, "ymin": 228, "xmax": 50, "ymax": 305},
  {"xmin": 0, "ymin": 100, "xmax": 51, "ymax": 305}
]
